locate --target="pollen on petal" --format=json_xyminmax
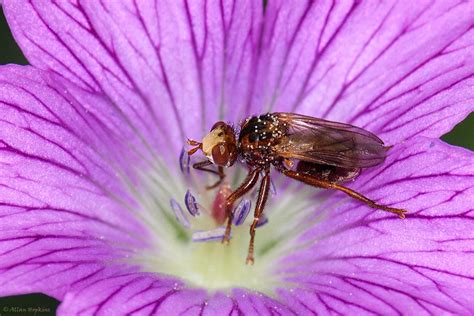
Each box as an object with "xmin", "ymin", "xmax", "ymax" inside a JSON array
[
  {"xmin": 179, "ymin": 147, "xmax": 190, "ymax": 175},
  {"xmin": 184, "ymin": 190, "xmax": 200, "ymax": 216},
  {"xmin": 233, "ymin": 199, "xmax": 251, "ymax": 226},
  {"xmin": 192, "ymin": 227, "xmax": 229, "ymax": 242},
  {"xmin": 170, "ymin": 198, "xmax": 191, "ymax": 228}
]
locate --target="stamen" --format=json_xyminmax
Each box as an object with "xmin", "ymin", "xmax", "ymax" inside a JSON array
[
  {"xmin": 256, "ymin": 216, "xmax": 268, "ymax": 228},
  {"xmin": 233, "ymin": 199, "xmax": 251, "ymax": 226},
  {"xmin": 270, "ymin": 179, "xmax": 277, "ymax": 196},
  {"xmin": 192, "ymin": 227, "xmax": 230, "ymax": 242},
  {"xmin": 179, "ymin": 147, "xmax": 190, "ymax": 175},
  {"xmin": 184, "ymin": 190, "xmax": 200, "ymax": 216},
  {"xmin": 170, "ymin": 199, "xmax": 191, "ymax": 228}
]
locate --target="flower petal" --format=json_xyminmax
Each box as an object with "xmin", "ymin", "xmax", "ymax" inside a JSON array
[
  {"xmin": 255, "ymin": 0, "xmax": 473, "ymax": 143},
  {"xmin": 3, "ymin": 0, "xmax": 264, "ymax": 151},
  {"xmin": 57, "ymin": 272, "xmax": 204, "ymax": 315},
  {"xmin": 280, "ymin": 138, "xmax": 474, "ymax": 314},
  {"xmin": 58, "ymin": 271, "xmax": 294, "ymax": 316},
  {"xmin": 0, "ymin": 65, "xmax": 149, "ymax": 299}
]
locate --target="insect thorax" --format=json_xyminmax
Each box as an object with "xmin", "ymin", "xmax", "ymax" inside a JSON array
[{"xmin": 238, "ymin": 114, "xmax": 287, "ymax": 166}]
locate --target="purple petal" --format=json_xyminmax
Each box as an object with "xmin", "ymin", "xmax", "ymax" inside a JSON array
[
  {"xmin": 253, "ymin": 1, "xmax": 473, "ymax": 143},
  {"xmin": 280, "ymin": 138, "xmax": 474, "ymax": 315},
  {"xmin": 7, "ymin": 0, "xmax": 469, "ymax": 152},
  {"xmin": 3, "ymin": 0, "xmax": 177, "ymax": 155},
  {"xmin": 184, "ymin": 190, "xmax": 200, "ymax": 216},
  {"xmin": 57, "ymin": 272, "xmax": 207, "ymax": 315},
  {"xmin": 0, "ymin": 66, "xmax": 149, "ymax": 299},
  {"xmin": 58, "ymin": 270, "xmax": 294, "ymax": 315},
  {"xmin": 231, "ymin": 289, "xmax": 294, "ymax": 315},
  {"xmin": 233, "ymin": 199, "xmax": 251, "ymax": 226},
  {"xmin": 192, "ymin": 227, "xmax": 227, "ymax": 243},
  {"xmin": 3, "ymin": 0, "xmax": 265, "ymax": 156}
]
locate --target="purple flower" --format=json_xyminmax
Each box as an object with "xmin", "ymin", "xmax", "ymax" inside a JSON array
[{"xmin": 1, "ymin": 1, "xmax": 473, "ymax": 315}]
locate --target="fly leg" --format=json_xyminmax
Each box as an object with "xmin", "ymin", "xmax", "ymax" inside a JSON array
[
  {"xmin": 281, "ymin": 169, "xmax": 407, "ymax": 218},
  {"xmin": 246, "ymin": 168, "xmax": 271, "ymax": 265},
  {"xmin": 192, "ymin": 160, "xmax": 225, "ymax": 189},
  {"xmin": 222, "ymin": 168, "xmax": 261, "ymax": 244}
]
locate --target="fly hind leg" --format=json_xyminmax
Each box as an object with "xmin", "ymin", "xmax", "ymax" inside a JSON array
[
  {"xmin": 246, "ymin": 168, "xmax": 271, "ymax": 265},
  {"xmin": 281, "ymin": 169, "xmax": 407, "ymax": 218}
]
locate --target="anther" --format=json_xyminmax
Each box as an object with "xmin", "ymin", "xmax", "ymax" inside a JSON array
[
  {"xmin": 256, "ymin": 216, "xmax": 268, "ymax": 228},
  {"xmin": 170, "ymin": 199, "xmax": 191, "ymax": 228},
  {"xmin": 184, "ymin": 190, "xmax": 200, "ymax": 216},
  {"xmin": 192, "ymin": 227, "xmax": 230, "ymax": 242},
  {"xmin": 233, "ymin": 199, "xmax": 252, "ymax": 226},
  {"xmin": 179, "ymin": 147, "xmax": 190, "ymax": 175}
]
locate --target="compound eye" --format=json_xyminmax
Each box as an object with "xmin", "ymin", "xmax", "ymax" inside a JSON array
[
  {"xmin": 211, "ymin": 121, "xmax": 226, "ymax": 131},
  {"xmin": 212, "ymin": 142, "xmax": 230, "ymax": 166}
]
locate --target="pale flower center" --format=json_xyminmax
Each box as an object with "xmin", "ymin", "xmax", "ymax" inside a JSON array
[{"xmin": 129, "ymin": 159, "xmax": 320, "ymax": 296}]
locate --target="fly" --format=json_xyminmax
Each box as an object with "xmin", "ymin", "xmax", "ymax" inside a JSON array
[{"xmin": 187, "ymin": 113, "xmax": 407, "ymax": 264}]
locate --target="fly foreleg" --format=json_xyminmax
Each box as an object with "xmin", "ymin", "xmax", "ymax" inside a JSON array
[{"xmin": 192, "ymin": 160, "xmax": 226, "ymax": 189}]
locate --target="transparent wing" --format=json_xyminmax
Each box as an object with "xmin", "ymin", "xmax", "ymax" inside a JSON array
[{"xmin": 274, "ymin": 112, "xmax": 388, "ymax": 168}]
